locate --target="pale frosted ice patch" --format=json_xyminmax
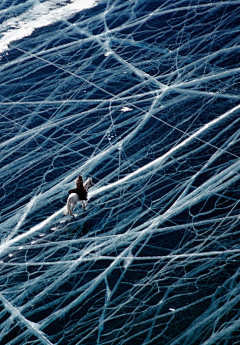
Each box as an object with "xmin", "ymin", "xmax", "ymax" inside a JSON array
[
  {"xmin": 0, "ymin": 0, "xmax": 98, "ymax": 54},
  {"xmin": 104, "ymin": 52, "xmax": 113, "ymax": 56},
  {"xmin": 120, "ymin": 106, "xmax": 133, "ymax": 112}
]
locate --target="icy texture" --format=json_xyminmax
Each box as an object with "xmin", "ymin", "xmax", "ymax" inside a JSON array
[{"xmin": 1, "ymin": 0, "xmax": 240, "ymax": 344}]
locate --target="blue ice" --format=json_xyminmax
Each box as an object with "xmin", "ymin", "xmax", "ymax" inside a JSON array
[{"xmin": 1, "ymin": 0, "xmax": 240, "ymax": 344}]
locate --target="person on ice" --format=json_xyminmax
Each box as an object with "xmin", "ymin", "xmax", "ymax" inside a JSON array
[
  {"xmin": 64, "ymin": 175, "xmax": 88, "ymax": 216},
  {"xmin": 76, "ymin": 174, "xmax": 83, "ymax": 186}
]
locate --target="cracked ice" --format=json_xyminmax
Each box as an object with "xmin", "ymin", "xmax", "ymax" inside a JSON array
[{"xmin": 1, "ymin": 0, "xmax": 240, "ymax": 344}]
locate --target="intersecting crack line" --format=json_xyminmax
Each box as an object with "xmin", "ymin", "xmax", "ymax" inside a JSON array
[{"xmin": 0, "ymin": 294, "xmax": 54, "ymax": 345}]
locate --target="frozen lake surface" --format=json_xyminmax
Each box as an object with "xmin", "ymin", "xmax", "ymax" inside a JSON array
[{"xmin": 1, "ymin": 0, "xmax": 240, "ymax": 344}]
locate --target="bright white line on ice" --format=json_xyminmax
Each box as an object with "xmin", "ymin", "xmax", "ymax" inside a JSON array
[{"xmin": 0, "ymin": 0, "xmax": 98, "ymax": 54}]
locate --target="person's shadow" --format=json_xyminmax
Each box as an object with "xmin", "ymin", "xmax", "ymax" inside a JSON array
[{"xmin": 66, "ymin": 212, "xmax": 93, "ymax": 238}]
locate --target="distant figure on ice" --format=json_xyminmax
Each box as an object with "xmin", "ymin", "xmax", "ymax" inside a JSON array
[
  {"xmin": 76, "ymin": 174, "xmax": 83, "ymax": 187},
  {"xmin": 64, "ymin": 175, "xmax": 93, "ymax": 216}
]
